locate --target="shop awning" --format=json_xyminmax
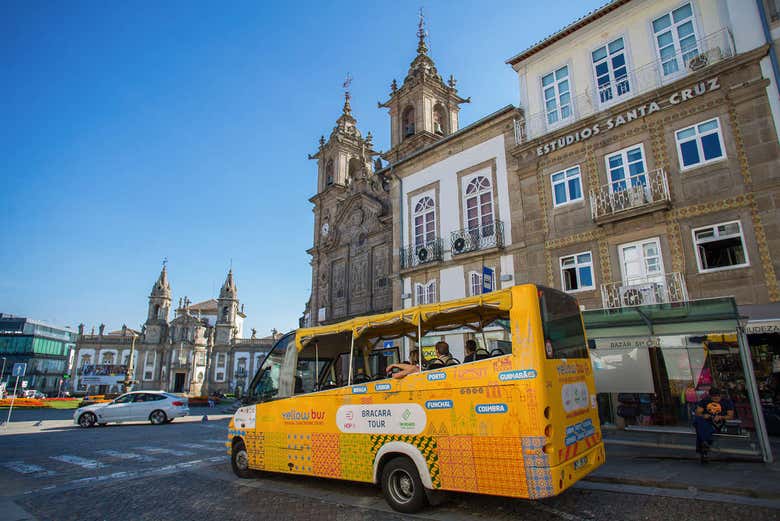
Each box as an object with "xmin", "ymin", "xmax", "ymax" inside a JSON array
[
  {"xmin": 583, "ymin": 297, "xmax": 742, "ymax": 338},
  {"xmin": 738, "ymin": 303, "xmax": 780, "ymax": 335}
]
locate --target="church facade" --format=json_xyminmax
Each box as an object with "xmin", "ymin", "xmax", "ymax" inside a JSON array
[{"xmin": 72, "ymin": 266, "xmax": 278, "ymax": 396}]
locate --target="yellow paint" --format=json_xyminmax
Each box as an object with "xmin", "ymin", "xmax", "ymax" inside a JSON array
[{"xmin": 228, "ymin": 284, "xmax": 604, "ymax": 500}]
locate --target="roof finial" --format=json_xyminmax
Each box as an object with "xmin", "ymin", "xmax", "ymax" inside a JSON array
[
  {"xmin": 342, "ymin": 72, "xmax": 353, "ymax": 115},
  {"xmin": 417, "ymin": 7, "xmax": 428, "ymax": 55}
]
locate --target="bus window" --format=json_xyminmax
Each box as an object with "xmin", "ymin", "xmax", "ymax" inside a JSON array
[
  {"xmin": 539, "ymin": 287, "xmax": 589, "ymax": 359},
  {"xmin": 337, "ymin": 346, "xmax": 401, "ymax": 382},
  {"xmin": 247, "ymin": 332, "xmax": 295, "ymax": 403}
]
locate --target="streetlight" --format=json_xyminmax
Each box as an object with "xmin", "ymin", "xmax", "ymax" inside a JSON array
[
  {"xmin": 0, "ymin": 357, "xmax": 6, "ymax": 396},
  {"xmin": 123, "ymin": 331, "xmax": 139, "ymax": 393}
]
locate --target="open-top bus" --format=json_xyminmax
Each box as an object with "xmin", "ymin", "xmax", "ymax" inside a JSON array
[{"xmin": 227, "ymin": 284, "xmax": 604, "ymax": 512}]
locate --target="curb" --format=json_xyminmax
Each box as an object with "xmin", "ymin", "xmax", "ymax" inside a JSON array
[{"xmin": 582, "ymin": 475, "xmax": 780, "ymax": 500}]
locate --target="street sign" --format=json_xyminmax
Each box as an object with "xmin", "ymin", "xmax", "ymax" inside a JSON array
[
  {"xmin": 12, "ymin": 363, "xmax": 26, "ymax": 377},
  {"xmin": 21, "ymin": 380, "xmax": 28, "ymax": 389},
  {"xmin": 482, "ymin": 266, "xmax": 495, "ymax": 293},
  {"xmin": 383, "ymin": 341, "xmax": 394, "ymax": 348}
]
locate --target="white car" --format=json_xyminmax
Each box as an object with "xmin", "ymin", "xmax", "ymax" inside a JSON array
[{"xmin": 74, "ymin": 391, "xmax": 189, "ymax": 427}]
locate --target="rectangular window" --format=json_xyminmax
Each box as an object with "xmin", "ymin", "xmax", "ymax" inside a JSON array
[
  {"xmin": 675, "ymin": 118, "xmax": 725, "ymax": 169},
  {"xmin": 693, "ymin": 221, "xmax": 749, "ymax": 272},
  {"xmin": 560, "ymin": 252, "xmax": 595, "ymax": 292},
  {"xmin": 470, "ymin": 272, "xmax": 482, "ymax": 296},
  {"xmin": 217, "ymin": 353, "xmax": 226, "ymax": 368},
  {"xmin": 593, "ymin": 37, "xmax": 630, "ymax": 103},
  {"xmin": 605, "ymin": 144, "xmax": 647, "ymax": 193},
  {"xmin": 542, "ymin": 66, "xmax": 571, "ymax": 125},
  {"xmin": 144, "ymin": 371, "xmax": 153, "ymax": 380},
  {"xmin": 551, "ymin": 166, "xmax": 583, "ymax": 206},
  {"xmin": 653, "ymin": 3, "xmax": 698, "ymax": 77}
]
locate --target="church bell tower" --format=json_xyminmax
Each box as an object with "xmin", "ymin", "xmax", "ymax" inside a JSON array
[{"xmin": 379, "ymin": 10, "xmax": 470, "ymax": 163}]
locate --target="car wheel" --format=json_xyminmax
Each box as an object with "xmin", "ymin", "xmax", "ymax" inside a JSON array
[
  {"xmin": 231, "ymin": 440, "xmax": 253, "ymax": 479},
  {"xmin": 149, "ymin": 410, "xmax": 167, "ymax": 425},
  {"xmin": 78, "ymin": 412, "xmax": 97, "ymax": 428},
  {"xmin": 381, "ymin": 456, "xmax": 427, "ymax": 513}
]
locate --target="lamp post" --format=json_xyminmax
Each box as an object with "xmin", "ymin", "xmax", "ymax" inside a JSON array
[
  {"xmin": 0, "ymin": 357, "xmax": 6, "ymax": 396},
  {"xmin": 123, "ymin": 332, "xmax": 139, "ymax": 393}
]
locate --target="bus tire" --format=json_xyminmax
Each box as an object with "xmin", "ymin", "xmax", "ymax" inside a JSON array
[
  {"xmin": 381, "ymin": 456, "xmax": 427, "ymax": 513},
  {"xmin": 231, "ymin": 440, "xmax": 253, "ymax": 479}
]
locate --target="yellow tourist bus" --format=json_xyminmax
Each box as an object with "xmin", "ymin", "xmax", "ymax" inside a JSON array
[{"xmin": 227, "ymin": 284, "xmax": 604, "ymax": 512}]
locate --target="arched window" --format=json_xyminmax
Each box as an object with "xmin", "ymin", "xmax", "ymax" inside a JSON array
[
  {"xmin": 402, "ymin": 106, "xmax": 416, "ymax": 138},
  {"xmin": 433, "ymin": 105, "xmax": 447, "ymax": 136},
  {"xmin": 325, "ymin": 159, "xmax": 334, "ymax": 186},
  {"xmin": 413, "ymin": 196, "xmax": 436, "ymax": 246},
  {"xmin": 221, "ymin": 306, "xmax": 229, "ymax": 322},
  {"xmin": 153, "ymin": 304, "xmax": 160, "ymax": 319},
  {"xmin": 348, "ymin": 157, "xmax": 362, "ymax": 178},
  {"xmin": 464, "ymin": 176, "xmax": 494, "ymax": 236}
]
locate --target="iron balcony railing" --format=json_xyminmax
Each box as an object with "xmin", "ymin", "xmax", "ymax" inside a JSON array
[
  {"xmin": 601, "ymin": 272, "xmax": 689, "ymax": 309},
  {"xmin": 589, "ymin": 168, "xmax": 671, "ymax": 221},
  {"xmin": 514, "ymin": 28, "xmax": 735, "ymax": 145},
  {"xmin": 400, "ymin": 238, "xmax": 444, "ymax": 269},
  {"xmin": 450, "ymin": 220, "xmax": 505, "ymax": 256}
]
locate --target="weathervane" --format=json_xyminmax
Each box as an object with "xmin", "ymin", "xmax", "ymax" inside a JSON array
[
  {"xmin": 162, "ymin": 257, "xmax": 168, "ymax": 268},
  {"xmin": 343, "ymin": 72, "xmax": 353, "ymax": 101},
  {"xmin": 417, "ymin": 7, "xmax": 428, "ymax": 54}
]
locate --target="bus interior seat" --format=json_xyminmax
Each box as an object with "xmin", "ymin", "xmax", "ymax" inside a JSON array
[{"xmin": 475, "ymin": 349, "xmax": 490, "ymax": 361}]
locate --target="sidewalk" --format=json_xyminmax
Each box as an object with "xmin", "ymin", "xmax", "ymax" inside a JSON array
[{"xmin": 586, "ymin": 433, "xmax": 780, "ymax": 501}]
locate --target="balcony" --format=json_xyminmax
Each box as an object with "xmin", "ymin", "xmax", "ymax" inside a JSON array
[
  {"xmin": 601, "ymin": 272, "xmax": 689, "ymax": 309},
  {"xmin": 589, "ymin": 168, "xmax": 671, "ymax": 223},
  {"xmin": 514, "ymin": 29, "xmax": 735, "ymax": 145},
  {"xmin": 400, "ymin": 239, "xmax": 444, "ymax": 270},
  {"xmin": 450, "ymin": 221, "xmax": 505, "ymax": 256}
]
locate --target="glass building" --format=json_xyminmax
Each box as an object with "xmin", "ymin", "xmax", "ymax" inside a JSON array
[{"xmin": 0, "ymin": 313, "xmax": 76, "ymax": 395}]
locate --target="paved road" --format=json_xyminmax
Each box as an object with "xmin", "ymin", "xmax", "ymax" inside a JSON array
[{"xmin": 1, "ymin": 416, "xmax": 778, "ymax": 521}]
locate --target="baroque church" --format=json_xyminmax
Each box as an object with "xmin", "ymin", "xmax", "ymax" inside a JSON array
[
  {"xmin": 305, "ymin": 17, "xmax": 468, "ymax": 326},
  {"xmin": 72, "ymin": 265, "xmax": 278, "ymax": 395}
]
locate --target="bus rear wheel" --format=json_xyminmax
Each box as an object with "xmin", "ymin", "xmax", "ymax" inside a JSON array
[
  {"xmin": 231, "ymin": 440, "xmax": 253, "ymax": 479},
  {"xmin": 381, "ymin": 456, "xmax": 427, "ymax": 513}
]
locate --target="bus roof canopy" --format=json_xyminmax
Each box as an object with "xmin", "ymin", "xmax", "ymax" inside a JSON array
[{"xmin": 295, "ymin": 287, "xmax": 517, "ymax": 352}]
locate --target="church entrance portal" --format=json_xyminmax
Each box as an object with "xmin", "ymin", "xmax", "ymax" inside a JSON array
[{"xmin": 173, "ymin": 373, "xmax": 186, "ymax": 393}]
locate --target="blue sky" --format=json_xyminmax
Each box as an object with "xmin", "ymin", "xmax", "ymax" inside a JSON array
[{"xmin": 0, "ymin": 0, "xmax": 604, "ymax": 336}]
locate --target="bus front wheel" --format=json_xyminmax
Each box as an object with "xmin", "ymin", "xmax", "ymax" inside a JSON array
[
  {"xmin": 381, "ymin": 456, "xmax": 427, "ymax": 513},
  {"xmin": 231, "ymin": 440, "xmax": 253, "ymax": 479}
]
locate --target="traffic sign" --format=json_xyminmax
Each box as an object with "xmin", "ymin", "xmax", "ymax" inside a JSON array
[
  {"xmin": 383, "ymin": 341, "xmax": 394, "ymax": 348},
  {"xmin": 482, "ymin": 266, "xmax": 495, "ymax": 293},
  {"xmin": 12, "ymin": 363, "xmax": 26, "ymax": 377},
  {"xmin": 21, "ymin": 380, "xmax": 28, "ymax": 389}
]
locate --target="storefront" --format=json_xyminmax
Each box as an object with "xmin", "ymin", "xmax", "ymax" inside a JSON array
[
  {"xmin": 741, "ymin": 304, "xmax": 780, "ymax": 437},
  {"xmin": 583, "ymin": 297, "xmax": 773, "ymax": 463}
]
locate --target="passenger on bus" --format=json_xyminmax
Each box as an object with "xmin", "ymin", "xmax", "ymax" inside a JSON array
[
  {"xmin": 386, "ymin": 347, "xmax": 423, "ymax": 379},
  {"xmin": 435, "ymin": 341, "xmax": 453, "ymax": 365},
  {"xmin": 464, "ymin": 340, "xmax": 477, "ymax": 363}
]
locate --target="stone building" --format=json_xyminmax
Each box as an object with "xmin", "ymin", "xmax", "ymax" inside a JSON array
[
  {"xmin": 304, "ymin": 15, "xmax": 472, "ymax": 327},
  {"xmin": 73, "ymin": 266, "xmax": 278, "ymax": 396},
  {"xmin": 502, "ymin": 0, "xmax": 780, "ymax": 430},
  {"xmin": 304, "ymin": 87, "xmax": 394, "ymax": 325}
]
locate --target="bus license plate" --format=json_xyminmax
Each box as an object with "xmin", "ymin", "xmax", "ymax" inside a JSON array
[{"xmin": 573, "ymin": 456, "xmax": 588, "ymax": 470}]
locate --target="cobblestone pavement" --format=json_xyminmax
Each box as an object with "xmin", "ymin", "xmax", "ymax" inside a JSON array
[
  {"xmin": 2, "ymin": 418, "xmax": 778, "ymax": 521},
  {"xmin": 12, "ymin": 462, "xmax": 780, "ymax": 521}
]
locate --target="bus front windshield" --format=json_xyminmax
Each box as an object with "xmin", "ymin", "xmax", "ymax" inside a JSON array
[{"xmin": 247, "ymin": 332, "xmax": 295, "ymax": 403}]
